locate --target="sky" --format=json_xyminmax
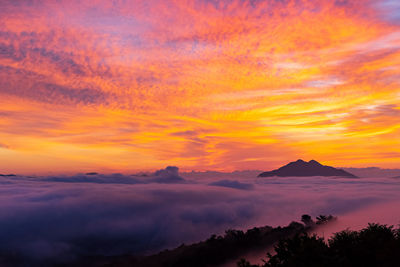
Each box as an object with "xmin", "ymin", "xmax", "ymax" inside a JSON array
[
  {"xmin": 1, "ymin": 171, "xmax": 400, "ymax": 264},
  {"xmin": 0, "ymin": 0, "xmax": 400, "ymax": 174}
]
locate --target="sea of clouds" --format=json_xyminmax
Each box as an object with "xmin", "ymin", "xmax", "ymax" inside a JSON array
[{"xmin": 1, "ymin": 167, "xmax": 400, "ymax": 264}]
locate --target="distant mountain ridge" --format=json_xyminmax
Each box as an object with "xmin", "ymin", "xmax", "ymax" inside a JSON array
[
  {"xmin": 341, "ymin": 167, "xmax": 400, "ymax": 178},
  {"xmin": 258, "ymin": 159, "xmax": 358, "ymax": 178}
]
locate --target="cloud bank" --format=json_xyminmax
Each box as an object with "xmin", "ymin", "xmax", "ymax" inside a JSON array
[
  {"xmin": 1, "ymin": 0, "xmax": 400, "ymax": 172},
  {"xmin": 39, "ymin": 166, "xmax": 185, "ymax": 184},
  {"xmin": 1, "ymin": 171, "xmax": 400, "ymax": 265}
]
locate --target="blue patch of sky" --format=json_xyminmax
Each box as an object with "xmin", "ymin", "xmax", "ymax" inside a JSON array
[{"xmin": 375, "ymin": 0, "xmax": 400, "ymax": 24}]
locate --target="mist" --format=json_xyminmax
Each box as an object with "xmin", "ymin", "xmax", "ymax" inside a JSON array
[{"xmin": 1, "ymin": 168, "xmax": 400, "ymax": 264}]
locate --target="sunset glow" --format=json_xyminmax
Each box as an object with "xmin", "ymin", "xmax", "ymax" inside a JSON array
[{"xmin": 1, "ymin": 0, "xmax": 400, "ymax": 173}]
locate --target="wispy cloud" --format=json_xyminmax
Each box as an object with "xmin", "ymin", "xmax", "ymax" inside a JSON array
[{"xmin": 0, "ymin": 0, "xmax": 399, "ymax": 172}]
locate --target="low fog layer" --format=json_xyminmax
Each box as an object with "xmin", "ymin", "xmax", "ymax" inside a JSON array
[{"xmin": 1, "ymin": 167, "xmax": 400, "ymax": 264}]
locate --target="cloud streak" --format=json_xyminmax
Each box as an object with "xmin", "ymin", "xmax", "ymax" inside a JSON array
[{"xmin": 0, "ymin": 0, "xmax": 400, "ymax": 172}]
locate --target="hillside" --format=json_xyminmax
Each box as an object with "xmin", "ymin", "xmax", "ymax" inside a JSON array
[{"xmin": 258, "ymin": 160, "xmax": 357, "ymax": 178}]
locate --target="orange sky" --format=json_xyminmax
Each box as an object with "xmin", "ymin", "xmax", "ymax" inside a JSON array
[{"xmin": 0, "ymin": 0, "xmax": 399, "ymax": 174}]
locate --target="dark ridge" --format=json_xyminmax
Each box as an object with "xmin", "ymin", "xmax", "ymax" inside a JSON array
[
  {"xmin": 0, "ymin": 174, "xmax": 16, "ymax": 177},
  {"xmin": 342, "ymin": 167, "xmax": 400, "ymax": 178},
  {"xmin": 258, "ymin": 159, "xmax": 357, "ymax": 178},
  {"xmin": 73, "ymin": 215, "xmax": 335, "ymax": 267},
  {"xmin": 85, "ymin": 172, "xmax": 99, "ymax": 176},
  {"xmin": 240, "ymin": 222, "xmax": 400, "ymax": 267}
]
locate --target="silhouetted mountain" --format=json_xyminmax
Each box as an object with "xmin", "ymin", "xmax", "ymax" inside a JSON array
[{"xmin": 258, "ymin": 160, "xmax": 357, "ymax": 178}]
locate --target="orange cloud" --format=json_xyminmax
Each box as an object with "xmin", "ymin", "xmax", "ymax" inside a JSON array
[{"xmin": 0, "ymin": 0, "xmax": 399, "ymax": 174}]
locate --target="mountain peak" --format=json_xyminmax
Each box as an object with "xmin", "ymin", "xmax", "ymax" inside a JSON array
[{"xmin": 258, "ymin": 160, "xmax": 357, "ymax": 178}]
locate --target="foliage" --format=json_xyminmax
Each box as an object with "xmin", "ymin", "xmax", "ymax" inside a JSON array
[
  {"xmin": 87, "ymin": 215, "xmax": 320, "ymax": 266},
  {"xmin": 240, "ymin": 222, "xmax": 400, "ymax": 267}
]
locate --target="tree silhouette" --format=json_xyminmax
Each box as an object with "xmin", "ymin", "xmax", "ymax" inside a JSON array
[
  {"xmin": 240, "ymin": 223, "xmax": 400, "ymax": 267},
  {"xmin": 300, "ymin": 214, "xmax": 314, "ymax": 227}
]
